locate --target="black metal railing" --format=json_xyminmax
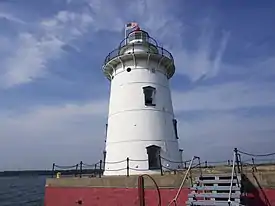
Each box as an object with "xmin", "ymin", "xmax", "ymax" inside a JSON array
[
  {"xmin": 234, "ymin": 147, "xmax": 275, "ymax": 174},
  {"xmin": 51, "ymin": 163, "xmax": 79, "ymax": 178},
  {"xmin": 51, "ymin": 154, "xmax": 272, "ymax": 178},
  {"xmin": 51, "ymin": 148, "xmax": 275, "ymax": 178},
  {"xmin": 103, "ymin": 42, "xmax": 174, "ymax": 66}
]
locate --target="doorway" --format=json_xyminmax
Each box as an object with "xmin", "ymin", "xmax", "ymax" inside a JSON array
[{"xmin": 146, "ymin": 145, "xmax": 161, "ymax": 170}]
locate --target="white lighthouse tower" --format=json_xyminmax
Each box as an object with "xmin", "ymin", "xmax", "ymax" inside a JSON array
[{"xmin": 102, "ymin": 23, "xmax": 182, "ymax": 176}]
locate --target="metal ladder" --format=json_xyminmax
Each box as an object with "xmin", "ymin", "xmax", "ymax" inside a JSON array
[{"xmin": 185, "ymin": 173, "xmax": 242, "ymax": 205}]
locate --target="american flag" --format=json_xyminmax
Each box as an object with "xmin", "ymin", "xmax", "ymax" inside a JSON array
[
  {"xmin": 124, "ymin": 22, "xmax": 139, "ymax": 39},
  {"xmin": 125, "ymin": 22, "xmax": 139, "ymax": 29}
]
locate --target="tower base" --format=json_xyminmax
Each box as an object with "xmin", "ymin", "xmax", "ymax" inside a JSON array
[{"xmin": 45, "ymin": 166, "xmax": 275, "ymax": 206}]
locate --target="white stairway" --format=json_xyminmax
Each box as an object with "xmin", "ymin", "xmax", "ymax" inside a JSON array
[{"xmin": 186, "ymin": 174, "xmax": 242, "ymax": 206}]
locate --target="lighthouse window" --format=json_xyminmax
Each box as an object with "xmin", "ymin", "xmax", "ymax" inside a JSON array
[
  {"xmin": 135, "ymin": 32, "xmax": 142, "ymax": 40},
  {"xmin": 129, "ymin": 31, "xmax": 148, "ymax": 42},
  {"xmin": 173, "ymin": 119, "xmax": 179, "ymax": 139},
  {"xmin": 143, "ymin": 86, "xmax": 156, "ymax": 106}
]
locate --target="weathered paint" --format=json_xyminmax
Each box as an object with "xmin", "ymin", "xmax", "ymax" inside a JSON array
[{"xmin": 44, "ymin": 187, "xmax": 189, "ymax": 206}]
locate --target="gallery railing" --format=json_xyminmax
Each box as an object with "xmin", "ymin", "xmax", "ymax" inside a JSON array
[{"xmin": 103, "ymin": 32, "xmax": 174, "ymax": 66}]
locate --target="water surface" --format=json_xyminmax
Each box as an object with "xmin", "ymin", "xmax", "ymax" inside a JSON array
[{"xmin": 0, "ymin": 176, "xmax": 45, "ymax": 206}]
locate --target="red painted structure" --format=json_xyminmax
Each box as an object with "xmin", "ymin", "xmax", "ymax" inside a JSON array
[
  {"xmin": 44, "ymin": 187, "xmax": 189, "ymax": 206},
  {"xmin": 244, "ymin": 188, "xmax": 275, "ymax": 206},
  {"xmin": 44, "ymin": 187, "xmax": 275, "ymax": 206}
]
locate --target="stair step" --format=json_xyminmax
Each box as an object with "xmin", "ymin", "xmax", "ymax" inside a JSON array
[
  {"xmin": 197, "ymin": 175, "xmax": 240, "ymax": 180},
  {"xmin": 188, "ymin": 193, "xmax": 240, "ymax": 199},
  {"xmin": 186, "ymin": 200, "xmax": 240, "ymax": 206},
  {"xmin": 196, "ymin": 179, "xmax": 239, "ymax": 184},
  {"xmin": 192, "ymin": 184, "xmax": 241, "ymax": 191},
  {"xmin": 190, "ymin": 186, "xmax": 240, "ymax": 191},
  {"xmin": 196, "ymin": 173, "xmax": 238, "ymax": 177}
]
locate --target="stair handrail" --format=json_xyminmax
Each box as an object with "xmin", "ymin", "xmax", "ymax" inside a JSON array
[
  {"xmin": 228, "ymin": 151, "xmax": 237, "ymax": 204},
  {"xmin": 167, "ymin": 156, "xmax": 198, "ymax": 206}
]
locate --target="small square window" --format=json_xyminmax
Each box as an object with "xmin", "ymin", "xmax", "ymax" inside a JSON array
[{"xmin": 143, "ymin": 86, "xmax": 156, "ymax": 106}]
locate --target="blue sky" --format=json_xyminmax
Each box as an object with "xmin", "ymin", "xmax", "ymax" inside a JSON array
[{"xmin": 0, "ymin": 0, "xmax": 275, "ymax": 170}]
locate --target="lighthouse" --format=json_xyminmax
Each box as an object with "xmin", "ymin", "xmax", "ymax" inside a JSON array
[{"xmin": 102, "ymin": 23, "xmax": 182, "ymax": 176}]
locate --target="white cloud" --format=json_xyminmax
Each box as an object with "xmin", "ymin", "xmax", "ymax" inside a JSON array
[
  {"xmin": 179, "ymin": 113, "xmax": 275, "ymax": 144},
  {"xmin": 1, "ymin": 33, "xmax": 65, "ymax": 88},
  {"xmin": 0, "ymin": 12, "xmax": 25, "ymax": 24},
  {"xmin": 41, "ymin": 10, "xmax": 94, "ymax": 39},
  {"xmin": 0, "ymin": 9, "xmax": 96, "ymax": 89},
  {"xmin": 172, "ymin": 81, "xmax": 275, "ymax": 112},
  {"xmin": 77, "ymin": 0, "xmax": 185, "ymax": 40},
  {"xmin": 222, "ymin": 56, "xmax": 275, "ymax": 79},
  {"xmin": 172, "ymin": 29, "xmax": 230, "ymax": 82},
  {"xmin": 212, "ymin": 32, "xmax": 231, "ymax": 78},
  {"xmin": 0, "ymin": 98, "xmax": 108, "ymax": 170},
  {"xmin": 178, "ymin": 111, "xmax": 275, "ymax": 161},
  {"xmin": 171, "ymin": 78, "xmax": 275, "ymax": 161}
]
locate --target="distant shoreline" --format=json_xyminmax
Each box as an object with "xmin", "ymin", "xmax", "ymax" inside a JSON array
[
  {"xmin": 0, "ymin": 169, "xmax": 98, "ymax": 177},
  {"xmin": 0, "ymin": 170, "xmax": 53, "ymax": 177}
]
